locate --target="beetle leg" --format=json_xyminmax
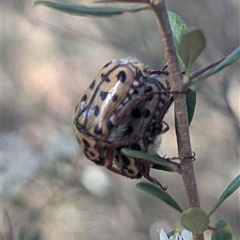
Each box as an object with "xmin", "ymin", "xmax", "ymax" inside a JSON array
[
  {"xmin": 105, "ymin": 148, "xmax": 129, "ymax": 176},
  {"xmin": 105, "ymin": 147, "xmax": 114, "ymax": 167},
  {"xmin": 142, "ymin": 164, "xmax": 168, "ymax": 190},
  {"xmin": 106, "ymin": 165, "xmax": 143, "ymax": 180},
  {"xmin": 149, "ymin": 64, "xmax": 169, "ymax": 75},
  {"xmin": 105, "ymin": 148, "xmax": 143, "ymax": 179},
  {"xmin": 159, "ymin": 121, "xmax": 169, "ymax": 134},
  {"xmin": 163, "ymin": 151, "xmax": 196, "ymax": 162},
  {"xmin": 106, "ymin": 165, "xmax": 126, "ymax": 176}
]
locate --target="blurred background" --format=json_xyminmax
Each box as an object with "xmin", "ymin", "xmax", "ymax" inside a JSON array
[{"xmin": 2, "ymin": 0, "xmax": 239, "ymax": 239}]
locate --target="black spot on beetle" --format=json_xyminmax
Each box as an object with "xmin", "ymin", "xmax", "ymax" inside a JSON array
[
  {"xmin": 117, "ymin": 71, "xmax": 127, "ymax": 83},
  {"xmin": 76, "ymin": 123, "xmax": 86, "ymax": 133},
  {"xmin": 89, "ymin": 80, "xmax": 95, "ymax": 89},
  {"xmin": 105, "ymin": 78, "xmax": 111, "ymax": 82},
  {"xmin": 107, "ymin": 121, "xmax": 114, "ymax": 131},
  {"xmin": 115, "ymin": 155, "xmax": 120, "ymax": 162},
  {"xmin": 128, "ymin": 169, "xmax": 135, "ymax": 175},
  {"xmin": 131, "ymin": 143, "xmax": 141, "ymax": 151},
  {"xmin": 100, "ymin": 91, "xmax": 108, "ymax": 101},
  {"xmin": 100, "ymin": 74, "xmax": 111, "ymax": 83},
  {"xmin": 93, "ymin": 105, "xmax": 100, "ymax": 116},
  {"xmin": 92, "ymin": 158, "xmax": 105, "ymax": 166},
  {"xmin": 112, "ymin": 94, "xmax": 118, "ymax": 101},
  {"xmin": 160, "ymin": 98, "xmax": 166, "ymax": 104},
  {"xmin": 136, "ymin": 172, "xmax": 142, "ymax": 178},
  {"xmin": 121, "ymin": 155, "xmax": 130, "ymax": 166},
  {"xmin": 94, "ymin": 125, "xmax": 102, "ymax": 135},
  {"xmin": 122, "ymin": 126, "xmax": 133, "ymax": 137},
  {"xmin": 146, "ymin": 94, "xmax": 154, "ymax": 101},
  {"xmin": 81, "ymin": 94, "xmax": 87, "ymax": 102},
  {"xmin": 133, "ymin": 89, "xmax": 139, "ymax": 94},
  {"xmin": 145, "ymin": 86, "xmax": 153, "ymax": 92},
  {"xmin": 143, "ymin": 109, "xmax": 150, "ymax": 118},
  {"xmin": 82, "ymin": 138, "xmax": 90, "ymax": 148},
  {"xmin": 127, "ymin": 126, "xmax": 133, "ymax": 134},
  {"xmin": 131, "ymin": 107, "xmax": 142, "ymax": 118},
  {"xmin": 89, "ymin": 151, "xmax": 96, "ymax": 157}
]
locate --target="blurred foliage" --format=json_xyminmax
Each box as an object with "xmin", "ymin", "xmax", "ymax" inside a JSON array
[
  {"xmin": 211, "ymin": 218, "xmax": 233, "ymax": 240},
  {"xmin": 181, "ymin": 208, "xmax": 209, "ymax": 234},
  {"xmin": 2, "ymin": 0, "xmax": 239, "ymax": 240}
]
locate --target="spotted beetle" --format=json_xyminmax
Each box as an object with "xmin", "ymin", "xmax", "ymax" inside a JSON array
[
  {"xmin": 73, "ymin": 58, "xmax": 148, "ymax": 164},
  {"xmin": 112, "ymin": 74, "xmax": 173, "ymax": 189},
  {"xmin": 73, "ymin": 59, "xmax": 173, "ymax": 188}
]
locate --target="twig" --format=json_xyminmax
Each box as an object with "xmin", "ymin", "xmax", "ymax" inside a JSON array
[
  {"xmin": 189, "ymin": 57, "xmax": 225, "ymax": 81},
  {"xmin": 208, "ymin": 225, "xmax": 226, "ymax": 233},
  {"xmin": 150, "ymin": 1, "xmax": 203, "ymax": 239}
]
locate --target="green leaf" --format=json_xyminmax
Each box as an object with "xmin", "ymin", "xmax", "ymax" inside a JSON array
[
  {"xmin": 181, "ymin": 207, "xmax": 209, "ymax": 234},
  {"xmin": 209, "ymin": 174, "xmax": 240, "ymax": 216},
  {"xmin": 211, "ymin": 218, "xmax": 232, "ymax": 240},
  {"xmin": 120, "ymin": 148, "xmax": 178, "ymax": 172},
  {"xmin": 151, "ymin": 162, "xmax": 177, "ymax": 172},
  {"xmin": 168, "ymin": 11, "xmax": 187, "ymax": 48},
  {"xmin": 189, "ymin": 46, "xmax": 240, "ymax": 87},
  {"xmin": 136, "ymin": 182, "xmax": 183, "ymax": 212},
  {"xmin": 177, "ymin": 28, "xmax": 206, "ymax": 76},
  {"xmin": 186, "ymin": 87, "xmax": 196, "ymax": 125},
  {"xmin": 34, "ymin": 1, "xmax": 151, "ymax": 17}
]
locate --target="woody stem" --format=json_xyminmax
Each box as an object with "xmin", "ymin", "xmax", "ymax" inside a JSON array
[{"xmin": 151, "ymin": 1, "xmax": 203, "ymax": 240}]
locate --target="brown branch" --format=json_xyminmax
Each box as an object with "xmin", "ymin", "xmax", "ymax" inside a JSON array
[
  {"xmin": 208, "ymin": 225, "xmax": 226, "ymax": 233},
  {"xmin": 189, "ymin": 57, "xmax": 225, "ymax": 81},
  {"xmin": 151, "ymin": 1, "xmax": 203, "ymax": 239}
]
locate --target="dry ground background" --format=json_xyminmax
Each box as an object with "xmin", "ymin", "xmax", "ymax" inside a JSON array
[{"xmin": 2, "ymin": 0, "xmax": 240, "ymax": 239}]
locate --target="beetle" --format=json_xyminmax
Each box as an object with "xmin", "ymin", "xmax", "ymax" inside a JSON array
[
  {"xmin": 112, "ymin": 74, "xmax": 173, "ymax": 189},
  {"xmin": 73, "ymin": 59, "xmax": 173, "ymax": 188},
  {"xmin": 73, "ymin": 58, "xmax": 149, "ymax": 165}
]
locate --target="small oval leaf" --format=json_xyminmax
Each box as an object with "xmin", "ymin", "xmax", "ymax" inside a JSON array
[
  {"xmin": 136, "ymin": 182, "xmax": 183, "ymax": 212},
  {"xmin": 186, "ymin": 87, "xmax": 196, "ymax": 125},
  {"xmin": 181, "ymin": 207, "xmax": 210, "ymax": 234},
  {"xmin": 209, "ymin": 174, "xmax": 240, "ymax": 216},
  {"xmin": 120, "ymin": 148, "xmax": 178, "ymax": 172},
  {"xmin": 211, "ymin": 218, "xmax": 232, "ymax": 240},
  {"xmin": 177, "ymin": 28, "xmax": 206, "ymax": 75},
  {"xmin": 168, "ymin": 11, "xmax": 187, "ymax": 48},
  {"xmin": 34, "ymin": 0, "xmax": 151, "ymax": 17}
]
